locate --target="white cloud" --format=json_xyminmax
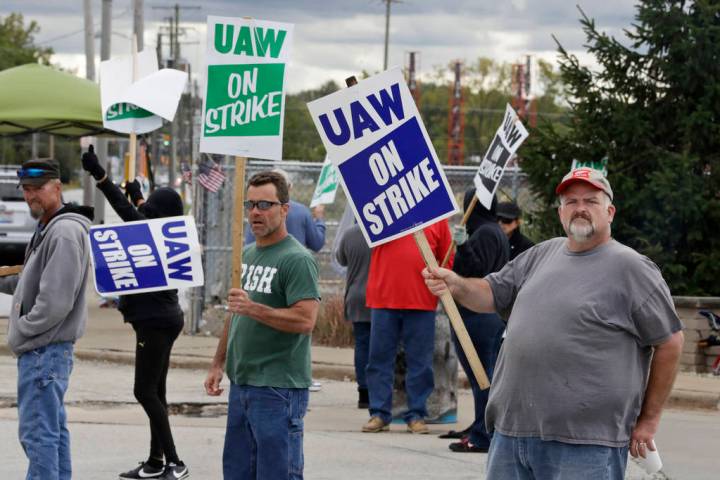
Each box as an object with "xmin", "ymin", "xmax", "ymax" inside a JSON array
[{"xmin": 2, "ymin": 0, "xmax": 638, "ymax": 92}]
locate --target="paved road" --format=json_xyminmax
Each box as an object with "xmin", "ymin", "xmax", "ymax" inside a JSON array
[{"xmin": 1, "ymin": 357, "xmax": 717, "ymax": 479}]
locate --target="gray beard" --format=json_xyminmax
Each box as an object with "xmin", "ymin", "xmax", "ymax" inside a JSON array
[
  {"xmin": 29, "ymin": 206, "xmax": 44, "ymax": 220},
  {"xmin": 568, "ymin": 218, "xmax": 595, "ymax": 242}
]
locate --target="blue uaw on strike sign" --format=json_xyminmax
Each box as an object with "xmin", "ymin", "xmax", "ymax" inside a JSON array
[
  {"xmin": 89, "ymin": 216, "xmax": 204, "ymax": 295},
  {"xmin": 307, "ymin": 68, "xmax": 457, "ymax": 247}
]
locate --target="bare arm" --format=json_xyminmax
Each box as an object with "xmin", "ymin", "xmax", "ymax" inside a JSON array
[
  {"xmin": 227, "ymin": 288, "xmax": 319, "ymax": 335},
  {"xmin": 204, "ymin": 315, "xmax": 231, "ymax": 396},
  {"xmin": 629, "ymin": 330, "xmax": 684, "ymax": 458},
  {"xmin": 422, "ymin": 266, "xmax": 496, "ymax": 313}
]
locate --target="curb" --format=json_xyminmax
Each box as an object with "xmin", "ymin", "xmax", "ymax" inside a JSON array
[{"xmin": 1, "ymin": 346, "xmax": 717, "ymax": 411}]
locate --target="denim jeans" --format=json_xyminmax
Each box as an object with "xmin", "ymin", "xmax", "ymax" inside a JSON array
[
  {"xmin": 223, "ymin": 384, "xmax": 309, "ymax": 480},
  {"xmin": 486, "ymin": 432, "xmax": 629, "ymax": 480},
  {"xmin": 366, "ymin": 308, "xmax": 435, "ymax": 424},
  {"xmin": 452, "ymin": 308, "xmax": 505, "ymax": 448},
  {"xmin": 17, "ymin": 342, "xmax": 74, "ymax": 480},
  {"xmin": 352, "ymin": 322, "xmax": 371, "ymax": 390}
]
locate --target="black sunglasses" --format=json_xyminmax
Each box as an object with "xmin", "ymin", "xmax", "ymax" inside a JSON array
[
  {"xmin": 243, "ymin": 200, "xmax": 285, "ymax": 211},
  {"xmin": 499, "ymin": 217, "xmax": 516, "ymax": 224}
]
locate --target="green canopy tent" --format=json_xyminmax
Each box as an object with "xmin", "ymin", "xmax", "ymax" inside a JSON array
[{"xmin": 0, "ymin": 63, "xmax": 114, "ymax": 137}]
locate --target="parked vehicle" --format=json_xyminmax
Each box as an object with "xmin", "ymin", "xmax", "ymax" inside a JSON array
[{"xmin": 0, "ymin": 167, "xmax": 34, "ymax": 265}]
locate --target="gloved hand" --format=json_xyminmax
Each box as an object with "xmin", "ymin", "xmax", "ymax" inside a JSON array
[
  {"xmin": 452, "ymin": 224, "xmax": 468, "ymax": 246},
  {"xmin": 81, "ymin": 145, "xmax": 106, "ymax": 181},
  {"xmin": 124, "ymin": 179, "xmax": 144, "ymax": 206}
]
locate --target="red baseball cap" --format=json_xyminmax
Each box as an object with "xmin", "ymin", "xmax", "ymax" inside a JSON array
[{"xmin": 555, "ymin": 167, "xmax": 613, "ymax": 200}]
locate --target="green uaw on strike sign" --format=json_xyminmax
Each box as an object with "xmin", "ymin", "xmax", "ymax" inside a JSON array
[{"xmin": 200, "ymin": 16, "xmax": 293, "ymax": 160}]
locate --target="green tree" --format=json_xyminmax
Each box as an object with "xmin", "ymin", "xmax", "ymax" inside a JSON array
[
  {"xmin": 520, "ymin": 1, "xmax": 720, "ymax": 295},
  {"xmin": 0, "ymin": 13, "xmax": 52, "ymax": 71}
]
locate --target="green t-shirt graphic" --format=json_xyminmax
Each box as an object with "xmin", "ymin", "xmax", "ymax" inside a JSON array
[{"xmin": 225, "ymin": 235, "xmax": 320, "ymax": 388}]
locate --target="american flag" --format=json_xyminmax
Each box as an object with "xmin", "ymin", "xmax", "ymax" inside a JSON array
[
  {"xmin": 197, "ymin": 157, "xmax": 225, "ymax": 192},
  {"xmin": 181, "ymin": 162, "xmax": 192, "ymax": 184}
]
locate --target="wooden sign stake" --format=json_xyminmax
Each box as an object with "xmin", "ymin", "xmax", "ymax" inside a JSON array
[
  {"xmin": 126, "ymin": 34, "xmax": 139, "ymax": 183},
  {"xmin": 413, "ymin": 231, "xmax": 490, "ymax": 389},
  {"xmin": 231, "ymin": 157, "xmax": 247, "ymax": 288}
]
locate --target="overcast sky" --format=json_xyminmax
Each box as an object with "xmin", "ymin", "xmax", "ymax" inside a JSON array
[{"xmin": 2, "ymin": 0, "xmax": 638, "ymax": 93}]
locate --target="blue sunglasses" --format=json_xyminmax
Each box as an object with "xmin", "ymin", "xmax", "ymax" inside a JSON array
[{"xmin": 17, "ymin": 168, "xmax": 50, "ymax": 179}]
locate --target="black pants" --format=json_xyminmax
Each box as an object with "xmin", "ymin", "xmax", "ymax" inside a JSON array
[{"xmin": 132, "ymin": 323, "xmax": 183, "ymax": 463}]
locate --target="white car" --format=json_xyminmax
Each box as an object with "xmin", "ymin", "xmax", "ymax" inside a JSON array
[{"xmin": 0, "ymin": 169, "xmax": 34, "ymax": 265}]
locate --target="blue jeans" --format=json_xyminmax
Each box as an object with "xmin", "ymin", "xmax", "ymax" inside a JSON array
[
  {"xmin": 487, "ymin": 432, "xmax": 629, "ymax": 480},
  {"xmin": 17, "ymin": 342, "xmax": 74, "ymax": 480},
  {"xmin": 452, "ymin": 309, "xmax": 505, "ymax": 447},
  {"xmin": 352, "ymin": 322, "xmax": 371, "ymax": 390},
  {"xmin": 223, "ymin": 384, "xmax": 309, "ymax": 480},
  {"xmin": 366, "ymin": 308, "xmax": 435, "ymax": 424}
]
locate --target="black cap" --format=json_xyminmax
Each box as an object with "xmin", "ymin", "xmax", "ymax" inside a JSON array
[
  {"xmin": 496, "ymin": 201, "xmax": 521, "ymax": 220},
  {"xmin": 17, "ymin": 159, "xmax": 61, "ymax": 186}
]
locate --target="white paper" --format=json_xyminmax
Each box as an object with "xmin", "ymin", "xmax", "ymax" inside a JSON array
[{"xmin": 100, "ymin": 50, "xmax": 187, "ymax": 134}]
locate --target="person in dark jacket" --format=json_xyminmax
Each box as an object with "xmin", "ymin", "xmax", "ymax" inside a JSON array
[
  {"xmin": 443, "ymin": 188, "xmax": 510, "ymax": 453},
  {"xmin": 496, "ymin": 201, "xmax": 534, "ymax": 260},
  {"xmin": 82, "ymin": 146, "xmax": 189, "ymax": 480}
]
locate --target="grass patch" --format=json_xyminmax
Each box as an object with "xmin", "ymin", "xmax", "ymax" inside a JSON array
[{"xmin": 313, "ymin": 293, "xmax": 354, "ymax": 347}]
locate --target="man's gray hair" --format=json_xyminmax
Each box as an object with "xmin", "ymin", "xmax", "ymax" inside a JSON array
[{"xmin": 271, "ymin": 168, "xmax": 292, "ymax": 190}]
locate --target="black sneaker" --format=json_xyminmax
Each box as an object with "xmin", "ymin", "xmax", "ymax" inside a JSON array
[
  {"xmin": 119, "ymin": 461, "xmax": 165, "ymax": 479},
  {"xmin": 161, "ymin": 462, "xmax": 189, "ymax": 480}
]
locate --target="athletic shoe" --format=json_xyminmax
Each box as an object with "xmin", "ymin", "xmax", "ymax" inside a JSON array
[
  {"xmin": 118, "ymin": 461, "xmax": 164, "ymax": 479},
  {"xmin": 161, "ymin": 462, "xmax": 189, "ymax": 480},
  {"xmin": 309, "ymin": 380, "xmax": 322, "ymax": 392}
]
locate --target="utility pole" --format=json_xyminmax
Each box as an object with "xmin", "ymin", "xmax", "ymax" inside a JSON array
[
  {"xmin": 383, "ymin": 0, "xmax": 392, "ymax": 70},
  {"xmin": 133, "ymin": 0, "xmax": 144, "ymax": 50},
  {"xmin": 95, "ymin": 0, "xmax": 112, "ymax": 224},
  {"xmin": 152, "ymin": 4, "xmax": 200, "ymax": 187},
  {"xmin": 83, "ymin": 0, "xmax": 96, "ymax": 206},
  {"xmin": 447, "ymin": 61, "xmax": 464, "ymax": 165}
]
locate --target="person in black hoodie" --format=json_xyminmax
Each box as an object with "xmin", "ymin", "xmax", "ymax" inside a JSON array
[
  {"xmin": 443, "ymin": 188, "xmax": 510, "ymax": 453},
  {"xmin": 82, "ymin": 146, "xmax": 189, "ymax": 480}
]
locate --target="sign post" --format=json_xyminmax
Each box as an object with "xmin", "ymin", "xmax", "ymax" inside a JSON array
[{"xmin": 308, "ymin": 69, "xmax": 489, "ymax": 389}]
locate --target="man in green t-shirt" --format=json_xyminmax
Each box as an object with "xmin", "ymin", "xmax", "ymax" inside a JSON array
[{"xmin": 204, "ymin": 171, "xmax": 320, "ymax": 480}]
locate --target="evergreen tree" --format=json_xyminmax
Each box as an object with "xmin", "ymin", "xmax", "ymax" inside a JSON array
[
  {"xmin": 521, "ymin": 0, "xmax": 720, "ymax": 294},
  {"xmin": 0, "ymin": 13, "xmax": 52, "ymax": 71}
]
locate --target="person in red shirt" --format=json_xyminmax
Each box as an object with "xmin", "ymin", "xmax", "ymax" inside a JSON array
[{"xmin": 361, "ymin": 220, "xmax": 452, "ymax": 434}]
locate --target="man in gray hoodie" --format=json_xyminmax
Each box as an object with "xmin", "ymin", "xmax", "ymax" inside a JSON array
[{"xmin": 0, "ymin": 159, "xmax": 92, "ymax": 480}]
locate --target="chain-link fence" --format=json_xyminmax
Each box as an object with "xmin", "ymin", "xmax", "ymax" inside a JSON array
[{"xmin": 188, "ymin": 157, "xmax": 529, "ymax": 333}]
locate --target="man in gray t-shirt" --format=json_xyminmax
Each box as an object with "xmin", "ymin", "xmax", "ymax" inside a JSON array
[{"xmin": 423, "ymin": 168, "xmax": 684, "ymax": 479}]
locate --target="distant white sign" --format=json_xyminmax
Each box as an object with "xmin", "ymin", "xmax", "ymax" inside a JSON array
[
  {"xmin": 473, "ymin": 105, "xmax": 529, "ymax": 209},
  {"xmin": 100, "ymin": 50, "xmax": 187, "ymax": 134},
  {"xmin": 310, "ymin": 157, "xmax": 339, "ymax": 208}
]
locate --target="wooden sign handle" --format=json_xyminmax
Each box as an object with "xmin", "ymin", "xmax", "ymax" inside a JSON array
[
  {"xmin": 440, "ymin": 194, "xmax": 478, "ymax": 268},
  {"xmin": 231, "ymin": 156, "xmax": 247, "ymax": 288},
  {"xmin": 414, "ymin": 230, "xmax": 490, "ymax": 389},
  {"xmin": 127, "ymin": 34, "xmax": 139, "ymax": 183},
  {"xmin": 0, "ymin": 265, "xmax": 22, "ymax": 277}
]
